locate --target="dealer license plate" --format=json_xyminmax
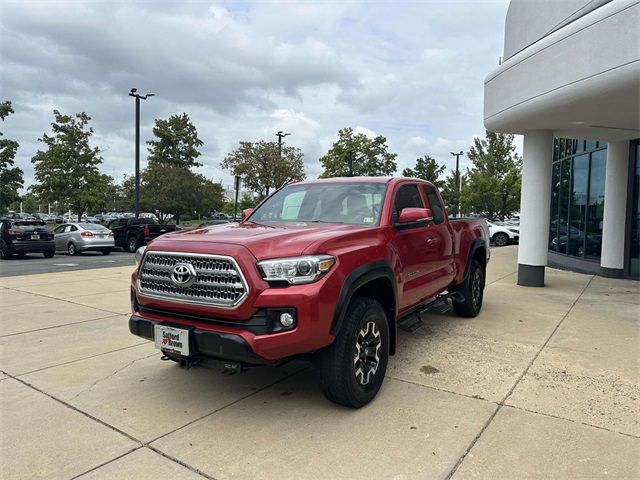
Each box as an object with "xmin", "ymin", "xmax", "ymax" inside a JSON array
[
  {"xmin": 31, "ymin": 234, "xmax": 40, "ymax": 240},
  {"xmin": 154, "ymin": 325, "xmax": 190, "ymax": 356}
]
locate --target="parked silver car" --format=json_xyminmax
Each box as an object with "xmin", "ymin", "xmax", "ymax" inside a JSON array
[{"xmin": 53, "ymin": 223, "xmax": 114, "ymax": 255}]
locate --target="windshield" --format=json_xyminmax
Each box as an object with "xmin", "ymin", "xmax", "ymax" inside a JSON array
[
  {"xmin": 78, "ymin": 223, "xmax": 109, "ymax": 231},
  {"xmin": 250, "ymin": 182, "xmax": 387, "ymax": 225}
]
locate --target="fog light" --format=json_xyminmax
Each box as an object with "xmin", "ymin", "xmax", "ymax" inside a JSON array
[{"xmin": 279, "ymin": 312, "xmax": 294, "ymax": 327}]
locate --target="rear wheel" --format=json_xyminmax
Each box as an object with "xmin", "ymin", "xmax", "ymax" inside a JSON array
[
  {"xmin": 101, "ymin": 249, "xmax": 111, "ymax": 255},
  {"xmin": 44, "ymin": 249, "xmax": 55, "ymax": 258},
  {"xmin": 17, "ymin": 252, "xmax": 26, "ymax": 258},
  {"xmin": 67, "ymin": 242, "xmax": 80, "ymax": 256},
  {"xmin": 315, "ymin": 297, "xmax": 389, "ymax": 408},
  {"xmin": 453, "ymin": 259, "xmax": 484, "ymax": 318},
  {"xmin": 0, "ymin": 242, "xmax": 11, "ymax": 260},
  {"xmin": 127, "ymin": 236, "xmax": 139, "ymax": 253},
  {"xmin": 493, "ymin": 232, "xmax": 509, "ymax": 247}
]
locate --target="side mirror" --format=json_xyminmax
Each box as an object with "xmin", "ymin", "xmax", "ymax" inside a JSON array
[
  {"xmin": 398, "ymin": 207, "xmax": 433, "ymax": 224},
  {"xmin": 241, "ymin": 208, "xmax": 254, "ymax": 221}
]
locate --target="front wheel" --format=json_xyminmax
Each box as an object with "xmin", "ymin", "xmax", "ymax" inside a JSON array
[
  {"xmin": 453, "ymin": 259, "xmax": 484, "ymax": 318},
  {"xmin": 127, "ymin": 237, "xmax": 139, "ymax": 253},
  {"xmin": 315, "ymin": 297, "xmax": 389, "ymax": 408}
]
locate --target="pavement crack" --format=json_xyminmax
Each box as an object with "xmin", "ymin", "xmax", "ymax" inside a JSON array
[
  {"xmin": 70, "ymin": 353, "xmax": 157, "ymax": 400},
  {"xmin": 443, "ymin": 274, "xmax": 596, "ymax": 480}
]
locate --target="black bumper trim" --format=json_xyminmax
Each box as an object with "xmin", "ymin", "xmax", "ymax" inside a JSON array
[{"xmin": 129, "ymin": 315, "xmax": 271, "ymax": 365}]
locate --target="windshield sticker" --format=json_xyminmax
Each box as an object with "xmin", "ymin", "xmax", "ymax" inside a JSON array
[{"xmin": 363, "ymin": 217, "xmax": 374, "ymax": 224}]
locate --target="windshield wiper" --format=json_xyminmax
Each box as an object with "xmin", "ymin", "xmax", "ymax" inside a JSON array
[{"xmin": 309, "ymin": 220, "xmax": 345, "ymax": 224}]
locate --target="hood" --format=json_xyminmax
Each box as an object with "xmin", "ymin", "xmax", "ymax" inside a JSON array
[{"xmin": 154, "ymin": 221, "xmax": 375, "ymax": 260}]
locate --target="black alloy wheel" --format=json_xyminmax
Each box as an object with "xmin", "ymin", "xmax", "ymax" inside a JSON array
[
  {"xmin": 453, "ymin": 259, "xmax": 484, "ymax": 318},
  {"xmin": 315, "ymin": 297, "xmax": 389, "ymax": 408}
]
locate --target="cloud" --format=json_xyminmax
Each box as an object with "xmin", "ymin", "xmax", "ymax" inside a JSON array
[{"xmin": 0, "ymin": 0, "xmax": 512, "ymax": 197}]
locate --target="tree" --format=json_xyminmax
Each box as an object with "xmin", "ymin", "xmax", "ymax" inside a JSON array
[
  {"xmin": 402, "ymin": 155, "xmax": 445, "ymax": 189},
  {"xmin": 441, "ymin": 169, "xmax": 468, "ymax": 217},
  {"xmin": 31, "ymin": 110, "xmax": 113, "ymax": 221},
  {"xmin": 462, "ymin": 131, "xmax": 522, "ymax": 219},
  {"xmin": 146, "ymin": 113, "xmax": 203, "ymax": 169},
  {"xmin": 319, "ymin": 127, "xmax": 397, "ymax": 178},
  {"xmin": 0, "ymin": 101, "xmax": 24, "ymax": 213},
  {"xmin": 221, "ymin": 140, "xmax": 305, "ymax": 199},
  {"xmin": 141, "ymin": 163, "xmax": 200, "ymax": 223},
  {"xmin": 197, "ymin": 177, "xmax": 225, "ymax": 216}
]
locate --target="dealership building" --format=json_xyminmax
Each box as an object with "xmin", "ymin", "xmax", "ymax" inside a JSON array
[{"xmin": 484, "ymin": 0, "xmax": 639, "ymax": 285}]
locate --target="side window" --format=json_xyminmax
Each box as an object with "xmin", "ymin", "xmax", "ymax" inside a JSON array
[
  {"xmin": 53, "ymin": 225, "xmax": 65, "ymax": 234},
  {"xmin": 423, "ymin": 185, "xmax": 445, "ymax": 225},
  {"xmin": 394, "ymin": 184, "xmax": 424, "ymax": 215}
]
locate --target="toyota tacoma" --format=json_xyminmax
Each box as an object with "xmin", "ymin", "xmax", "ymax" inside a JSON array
[{"xmin": 129, "ymin": 177, "xmax": 490, "ymax": 407}]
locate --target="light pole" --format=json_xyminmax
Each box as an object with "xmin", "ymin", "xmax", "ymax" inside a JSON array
[
  {"xmin": 451, "ymin": 151, "xmax": 464, "ymax": 217},
  {"xmin": 129, "ymin": 88, "xmax": 154, "ymax": 218},
  {"xmin": 276, "ymin": 131, "xmax": 291, "ymax": 159}
]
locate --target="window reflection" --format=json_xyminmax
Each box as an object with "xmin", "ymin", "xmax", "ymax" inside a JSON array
[
  {"xmin": 549, "ymin": 139, "xmax": 607, "ymax": 261},
  {"xmin": 630, "ymin": 142, "xmax": 640, "ymax": 278}
]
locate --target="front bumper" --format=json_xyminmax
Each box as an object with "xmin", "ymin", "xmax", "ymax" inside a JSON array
[{"xmin": 129, "ymin": 315, "xmax": 272, "ymax": 365}]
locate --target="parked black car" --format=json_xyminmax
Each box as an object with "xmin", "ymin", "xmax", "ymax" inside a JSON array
[
  {"xmin": 107, "ymin": 218, "xmax": 177, "ymax": 252},
  {"xmin": 0, "ymin": 219, "xmax": 55, "ymax": 259}
]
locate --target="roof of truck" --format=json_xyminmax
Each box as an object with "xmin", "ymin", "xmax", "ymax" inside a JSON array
[{"xmin": 293, "ymin": 177, "xmax": 416, "ymax": 185}]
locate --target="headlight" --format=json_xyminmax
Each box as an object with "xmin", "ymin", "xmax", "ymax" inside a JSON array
[
  {"xmin": 258, "ymin": 255, "xmax": 335, "ymax": 284},
  {"xmin": 134, "ymin": 246, "xmax": 146, "ymax": 266},
  {"xmin": 508, "ymin": 228, "xmax": 519, "ymax": 233}
]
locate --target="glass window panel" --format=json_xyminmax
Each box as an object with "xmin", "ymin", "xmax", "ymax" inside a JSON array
[
  {"xmin": 585, "ymin": 150, "xmax": 606, "ymax": 260},
  {"xmin": 569, "ymin": 154, "xmax": 589, "ymax": 257},
  {"xmin": 585, "ymin": 140, "xmax": 598, "ymax": 151},
  {"xmin": 549, "ymin": 162, "xmax": 561, "ymax": 252},
  {"xmin": 575, "ymin": 140, "xmax": 585, "ymax": 154},
  {"xmin": 630, "ymin": 142, "xmax": 640, "ymax": 278},
  {"xmin": 556, "ymin": 158, "xmax": 572, "ymax": 254},
  {"xmin": 553, "ymin": 138, "xmax": 560, "ymax": 161}
]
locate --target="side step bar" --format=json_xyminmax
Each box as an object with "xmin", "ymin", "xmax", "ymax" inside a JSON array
[{"xmin": 397, "ymin": 291, "xmax": 464, "ymax": 333}]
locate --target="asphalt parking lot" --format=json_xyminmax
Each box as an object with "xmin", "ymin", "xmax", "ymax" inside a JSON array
[
  {"xmin": 0, "ymin": 250, "xmax": 135, "ymax": 276},
  {"xmin": 1, "ymin": 246, "xmax": 638, "ymax": 479}
]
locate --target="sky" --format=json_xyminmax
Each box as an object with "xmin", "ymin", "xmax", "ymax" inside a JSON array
[{"xmin": 0, "ymin": 0, "xmax": 516, "ymax": 193}]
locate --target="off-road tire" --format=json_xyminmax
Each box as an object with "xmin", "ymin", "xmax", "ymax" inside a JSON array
[
  {"xmin": 101, "ymin": 249, "xmax": 111, "ymax": 255},
  {"xmin": 453, "ymin": 259, "xmax": 484, "ymax": 318},
  {"xmin": 67, "ymin": 242, "xmax": 80, "ymax": 256},
  {"xmin": 44, "ymin": 249, "xmax": 55, "ymax": 258},
  {"xmin": 315, "ymin": 297, "xmax": 389, "ymax": 408},
  {"xmin": 127, "ymin": 236, "xmax": 139, "ymax": 253},
  {"xmin": 493, "ymin": 232, "xmax": 509, "ymax": 247}
]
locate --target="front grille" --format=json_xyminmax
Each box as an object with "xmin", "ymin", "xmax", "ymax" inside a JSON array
[{"xmin": 138, "ymin": 252, "xmax": 249, "ymax": 308}]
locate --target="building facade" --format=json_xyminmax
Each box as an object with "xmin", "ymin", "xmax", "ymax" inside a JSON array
[{"xmin": 484, "ymin": 0, "xmax": 640, "ymax": 285}]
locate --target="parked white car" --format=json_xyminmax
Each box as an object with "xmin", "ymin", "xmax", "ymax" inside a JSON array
[{"xmin": 487, "ymin": 221, "xmax": 519, "ymax": 247}]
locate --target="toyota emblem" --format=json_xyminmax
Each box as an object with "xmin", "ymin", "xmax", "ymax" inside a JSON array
[{"xmin": 171, "ymin": 262, "xmax": 197, "ymax": 287}]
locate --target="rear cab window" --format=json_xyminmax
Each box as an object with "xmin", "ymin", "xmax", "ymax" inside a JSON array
[{"xmin": 422, "ymin": 184, "xmax": 445, "ymax": 225}]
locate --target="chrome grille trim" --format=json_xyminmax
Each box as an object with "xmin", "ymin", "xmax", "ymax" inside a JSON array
[{"xmin": 137, "ymin": 251, "xmax": 249, "ymax": 308}]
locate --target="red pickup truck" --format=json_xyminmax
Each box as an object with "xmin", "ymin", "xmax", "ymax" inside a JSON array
[{"xmin": 129, "ymin": 177, "xmax": 490, "ymax": 407}]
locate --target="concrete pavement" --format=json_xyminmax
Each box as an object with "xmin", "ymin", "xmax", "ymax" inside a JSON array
[{"xmin": 1, "ymin": 246, "xmax": 638, "ymax": 479}]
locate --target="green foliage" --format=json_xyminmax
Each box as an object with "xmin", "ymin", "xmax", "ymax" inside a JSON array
[
  {"xmin": 141, "ymin": 164, "xmax": 224, "ymax": 223},
  {"xmin": 402, "ymin": 155, "xmax": 445, "ymax": 189},
  {"xmin": 319, "ymin": 127, "xmax": 397, "ymax": 178},
  {"xmin": 30, "ymin": 110, "xmax": 113, "ymax": 221},
  {"xmin": 221, "ymin": 193, "xmax": 257, "ymax": 216},
  {"xmin": 440, "ymin": 169, "xmax": 469, "ymax": 216},
  {"xmin": 0, "ymin": 101, "xmax": 24, "ymax": 213},
  {"xmin": 146, "ymin": 113, "xmax": 203, "ymax": 169},
  {"xmin": 221, "ymin": 140, "xmax": 305, "ymax": 199},
  {"xmin": 461, "ymin": 131, "xmax": 522, "ymax": 220}
]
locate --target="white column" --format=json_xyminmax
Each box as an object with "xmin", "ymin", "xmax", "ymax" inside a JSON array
[
  {"xmin": 518, "ymin": 130, "xmax": 554, "ymax": 287},
  {"xmin": 600, "ymin": 141, "xmax": 629, "ymax": 276}
]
